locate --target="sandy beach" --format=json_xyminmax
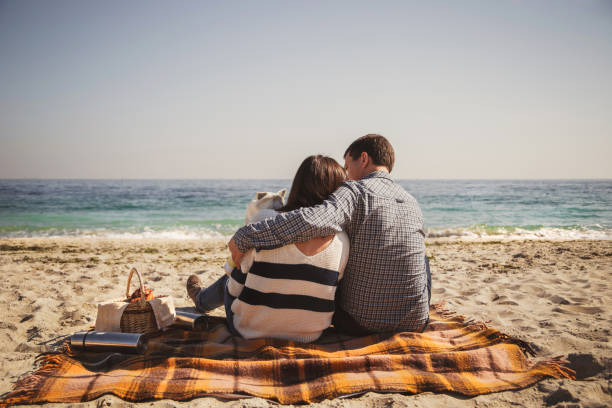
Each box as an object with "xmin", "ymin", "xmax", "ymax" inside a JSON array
[{"xmin": 1, "ymin": 237, "xmax": 610, "ymax": 407}]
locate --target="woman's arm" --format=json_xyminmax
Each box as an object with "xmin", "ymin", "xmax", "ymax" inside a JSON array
[{"xmin": 225, "ymin": 248, "xmax": 255, "ymax": 297}]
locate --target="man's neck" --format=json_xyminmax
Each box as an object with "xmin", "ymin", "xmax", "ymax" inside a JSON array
[
  {"xmin": 371, "ymin": 165, "xmax": 389, "ymax": 173},
  {"xmin": 360, "ymin": 166, "xmax": 389, "ymax": 179}
]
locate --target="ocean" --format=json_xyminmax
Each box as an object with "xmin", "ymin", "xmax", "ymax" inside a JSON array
[{"xmin": 0, "ymin": 179, "xmax": 610, "ymax": 241}]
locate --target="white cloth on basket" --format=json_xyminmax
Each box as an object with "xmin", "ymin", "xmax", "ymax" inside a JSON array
[{"xmin": 94, "ymin": 296, "xmax": 176, "ymax": 332}]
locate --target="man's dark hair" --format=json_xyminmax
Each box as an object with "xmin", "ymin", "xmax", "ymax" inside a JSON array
[{"xmin": 344, "ymin": 134, "xmax": 395, "ymax": 172}]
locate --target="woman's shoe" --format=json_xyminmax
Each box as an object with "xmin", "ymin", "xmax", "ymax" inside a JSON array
[{"xmin": 186, "ymin": 274, "xmax": 202, "ymax": 305}]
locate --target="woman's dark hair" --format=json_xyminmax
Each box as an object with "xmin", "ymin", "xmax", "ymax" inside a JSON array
[{"xmin": 280, "ymin": 155, "xmax": 346, "ymax": 212}]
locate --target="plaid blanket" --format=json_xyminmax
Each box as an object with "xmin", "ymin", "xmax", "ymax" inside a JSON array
[{"xmin": 0, "ymin": 304, "xmax": 573, "ymax": 405}]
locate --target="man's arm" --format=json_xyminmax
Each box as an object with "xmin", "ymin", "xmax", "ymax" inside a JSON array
[{"xmin": 232, "ymin": 183, "xmax": 358, "ymax": 255}]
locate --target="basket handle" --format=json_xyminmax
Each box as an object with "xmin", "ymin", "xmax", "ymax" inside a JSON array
[{"xmin": 126, "ymin": 267, "xmax": 146, "ymax": 307}]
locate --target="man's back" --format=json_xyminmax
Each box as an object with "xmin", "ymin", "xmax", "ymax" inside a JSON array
[
  {"xmin": 337, "ymin": 171, "xmax": 428, "ymax": 332},
  {"xmin": 233, "ymin": 170, "xmax": 429, "ymax": 333}
]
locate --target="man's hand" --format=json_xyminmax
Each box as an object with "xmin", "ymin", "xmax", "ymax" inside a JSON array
[{"xmin": 228, "ymin": 237, "xmax": 245, "ymax": 269}]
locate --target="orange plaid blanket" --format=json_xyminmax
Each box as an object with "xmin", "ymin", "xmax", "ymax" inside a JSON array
[{"xmin": 1, "ymin": 304, "xmax": 573, "ymax": 405}]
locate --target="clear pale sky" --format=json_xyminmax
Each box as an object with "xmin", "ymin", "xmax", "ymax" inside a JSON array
[{"xmin": 1, "ymin": 1, "xmax": 611, "ymax": 179}]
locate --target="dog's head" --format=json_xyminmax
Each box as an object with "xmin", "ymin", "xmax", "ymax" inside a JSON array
[{"xmin": 245, "ymin": 189, "xmax": 287, "ymax": 224}]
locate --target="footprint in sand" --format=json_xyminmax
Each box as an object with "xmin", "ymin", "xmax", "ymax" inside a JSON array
[
  {"xmin": 555, "ymin": 305, "xmax": 604, "ymax": 315},
  {"xmin": 432, "ymin": 287, "xmax": 446, "ymax": 295},
  {"xmin": 549, "ymin": 295, "xmax": 571, "ymax": 305},
  {"xmin": 491, "ymin": 294, "xmax": 508, "ymax": 302}
]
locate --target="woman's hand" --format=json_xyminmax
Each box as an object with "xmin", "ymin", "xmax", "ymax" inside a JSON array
[{"xmin": 228, "ymin": 237, "xmax": 245, "ymax": 269}]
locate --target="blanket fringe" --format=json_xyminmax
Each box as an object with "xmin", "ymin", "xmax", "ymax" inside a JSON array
[
  {"xmin": 432, "ymin": 302, "xmax": 541, "ymax": 357},
  {"xmin": 431, "ymin": 302, "xmax": 489, "ymax": 330},
  {"xmin": 499, "ymin": 334, "xmax": 537, "ymax": 357},
  {"xmin": 533, "ymin": 356, "xmax": 576, "ymax": 380},
  {"xmin": 432, "ymin": 301, "xmax": 468, "ymax": 322},
  {"xmin": 0, "ymin": 352, "xmax": 71, "ymax": 407},
  {"xmin": 431, "ymin": 304, "xmax": 575, "ymax": 381}
]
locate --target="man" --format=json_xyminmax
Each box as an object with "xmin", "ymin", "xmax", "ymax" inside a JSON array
[{"xmin": 229, "ymin": 134, "xmax": 430, "ymax": 335}]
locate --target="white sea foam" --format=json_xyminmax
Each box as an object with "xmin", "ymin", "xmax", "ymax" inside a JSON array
[
  {"xmin": 1, "ymin": 227, "xmax": 230, "ymax": 240},
  {"xmin": 425, "ymin": 226, "xmax": 612, "ymax": 242},
  {"xmin": 2, "ymin": 226, "xmax": 611, "ymax": 242},
  {"xmin": 96, "ymin": 229, "xmax": 228, "ymax": 240}
]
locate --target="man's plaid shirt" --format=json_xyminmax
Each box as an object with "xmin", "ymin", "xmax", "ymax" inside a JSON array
[{"xmin": 233, "ymin": 171, "xmax": 429, "ymax": 332}]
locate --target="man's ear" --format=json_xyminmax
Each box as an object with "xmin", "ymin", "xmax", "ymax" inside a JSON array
[{"xmin": 360, "ymin": 151, "xmax": 370, "ymax": 168}]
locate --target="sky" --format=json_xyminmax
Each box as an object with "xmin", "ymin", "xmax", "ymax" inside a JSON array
[{"xmin": 1, "ymin": 0, "xmax": 611, "ymax": 179}]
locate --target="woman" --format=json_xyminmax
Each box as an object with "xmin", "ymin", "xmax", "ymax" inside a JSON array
[{"xmin": 187, "ymin": 155, "xmax": 349, "ymax": 342}]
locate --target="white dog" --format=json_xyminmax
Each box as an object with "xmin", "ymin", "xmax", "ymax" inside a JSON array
[
  {"xmin": 244, "ymin": 189, "xmax": 287, "ymax": 225},
  {"xmin": 224, "ymin": 189, "xmax": 286, "ymax": 274}
]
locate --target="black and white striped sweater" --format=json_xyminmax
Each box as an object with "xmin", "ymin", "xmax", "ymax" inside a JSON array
[{"xmin": 226, "ymin": 231, "xmax": 349, "ymax": 342}]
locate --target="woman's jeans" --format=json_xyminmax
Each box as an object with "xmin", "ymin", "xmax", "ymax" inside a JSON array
[{"xmin": 195, "ymin": 275, "xmax": 240, "ymax": 336}]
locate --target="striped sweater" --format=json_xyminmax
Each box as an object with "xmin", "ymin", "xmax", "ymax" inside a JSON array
[{"xmin": 226, "ymin": 231, "xmax": 350, "ymax": 342}]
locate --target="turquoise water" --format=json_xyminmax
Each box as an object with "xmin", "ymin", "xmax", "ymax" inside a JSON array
[{"xmin": 0, "ymin": 179, "xmax": 610, "ymax": 240}]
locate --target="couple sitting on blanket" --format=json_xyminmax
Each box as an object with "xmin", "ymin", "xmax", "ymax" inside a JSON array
[{"xmin": 187, "ymin": 134, "xmax": 431, "ymax": 342}]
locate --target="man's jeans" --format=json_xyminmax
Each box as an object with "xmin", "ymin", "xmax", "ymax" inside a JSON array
[
  {"xmin": 195, "ymin": 274, "xmax": 240, "ymax": 336},
  {"xmin": 332, "ymin": 255, "xmax": 432, "ymax": 336}
]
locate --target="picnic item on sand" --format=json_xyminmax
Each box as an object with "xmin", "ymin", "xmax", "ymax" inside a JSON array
[
  {"xmin": 172, "ymin": 311, "xmax": 211, "ymax": 330},
  {"xmin": 70, "ymin": 331, "xmax": 145, "ymax": 354},
  {"xmin": 128, "ymin": 286, "xmax": 154, "ymax": 303},
  {"xmin": 121, "ymin": 268, "xmax": 158, "ymax": 333},
  {"xmin": 0, "ymin": 303, "xmax": 574, "ymax": 406},
  {"xmin": 94, "ymin": 268, "xmax": 176, "ymax": 334}
]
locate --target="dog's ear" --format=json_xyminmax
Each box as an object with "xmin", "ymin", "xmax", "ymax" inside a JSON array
[
  {"xmin": 277, "ymin": 188, "xmax": 287, "ymax": 198},
  {"xmin": 256, "ymin": 192, "xmax": 268, "ymax": 200}
]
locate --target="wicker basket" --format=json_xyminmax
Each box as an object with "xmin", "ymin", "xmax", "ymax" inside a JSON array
[{"xmin": 119, "ymin": 268, "xmax": 158, "ymax": 334}]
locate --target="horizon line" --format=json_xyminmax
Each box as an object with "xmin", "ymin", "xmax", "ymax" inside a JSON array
[{"xmin": 1, "ymin": 177, "xmax": 610, "ymax": 181}]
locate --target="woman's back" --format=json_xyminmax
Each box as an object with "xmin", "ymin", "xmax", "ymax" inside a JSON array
[
  {"xmin": 295, "ymin": 235, "xmax": 335, "ymax": 256},
  {"xmin": 190, "ymin": 155, "xmax": 349, "ymax": 341},
  {"xmin": 227, "ymin": 232, "xmax": 349, "ymax": 342}
]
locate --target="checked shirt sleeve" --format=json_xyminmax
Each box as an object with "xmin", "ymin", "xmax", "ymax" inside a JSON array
[{"xmin": 233, "ymin": 184, "xmax": 358, "ymax": 252}]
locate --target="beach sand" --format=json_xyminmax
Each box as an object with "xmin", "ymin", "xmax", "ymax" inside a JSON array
[{"xmin": 1, "ymin": 238, "xmax": 610, "ymax": 407}]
